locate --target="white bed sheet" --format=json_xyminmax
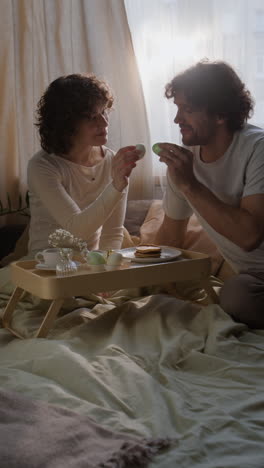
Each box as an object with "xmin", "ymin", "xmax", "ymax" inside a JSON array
[{"xmin": 0, "ymin": 265, "xmax": 263, "ymax": 467}]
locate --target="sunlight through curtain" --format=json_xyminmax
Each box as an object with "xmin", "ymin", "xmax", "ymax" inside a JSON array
[
  {"xmin": 0, "ymin": 0, "xmax": 153, "ymax": 216},
  {"xmin": 125, "ymin": 0, "xmax": 264, "ymax": 185}
]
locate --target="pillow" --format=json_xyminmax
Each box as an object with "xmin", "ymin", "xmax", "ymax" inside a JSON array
[
  {"xmin": 122, "ymin": 227, "xmax": 140, "ymax": 248},
  {"xmin": 124, "ymin": 199, "xmax": 153, "ymax": 237},
  {"xmin": 140, "ymin": 200, "xmax": 223, "ymax": 275},
  {"xmin": 0, "ymin": 223, "xmax": 29, "ymax": 267},
  {"xmin": 0, "ymin": 224, "xmax": 26, "ymax": 260},
  {"xmin": 0, "ymin": 219, "xmax": 140, "ymax": 267}
]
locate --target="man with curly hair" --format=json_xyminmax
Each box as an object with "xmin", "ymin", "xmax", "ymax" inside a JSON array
[
  {"xmin": 155, "ymin": 60, "xmax": 264, "ymax": 328},
  {"xmin": 28, "ymin": 74, "xmax": 141, "ymax": 253}
]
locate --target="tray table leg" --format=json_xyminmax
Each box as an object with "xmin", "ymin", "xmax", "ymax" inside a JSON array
[
  {"xmin": 201, "ymin": 279, "xmax": 219, "ymax": 304},
  {"xmin": 2, "ymin": 286, "xmax": 25, "ymax": 329},
  {"xmin": 35, "ymin": 298, "xmax": 65, "ymax": 338}
]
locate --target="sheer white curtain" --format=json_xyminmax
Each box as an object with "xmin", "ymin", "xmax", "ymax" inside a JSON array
[
  {"xmin": 0, "ymin": 0, "xmax": 153, "ymax": 218},
  {"xmin": 125, "ymin": 0, "xmax": 264, "ymax": 183},
  {"xmin": 2, "ymin": 0, "xmax": 264, "ymax": 211}
]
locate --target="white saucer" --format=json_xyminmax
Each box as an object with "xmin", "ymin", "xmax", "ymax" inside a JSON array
[{"xmin": 35, "ymin": 261, "xmax": 81, "ymax": 271}]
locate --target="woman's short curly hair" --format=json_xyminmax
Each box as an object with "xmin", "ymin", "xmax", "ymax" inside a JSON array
[
  {"xmin": 35, "ymin": 73, "xmax": 114, "ymax": 154},
  {"xmin": 165, "ymin": 60, "xmax": 254, "ymax": 132}
]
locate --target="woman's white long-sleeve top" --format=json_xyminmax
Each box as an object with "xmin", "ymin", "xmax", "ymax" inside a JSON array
[{"xmin": 27, "ymin": 147, "xmax": 127, "ymax": 252}]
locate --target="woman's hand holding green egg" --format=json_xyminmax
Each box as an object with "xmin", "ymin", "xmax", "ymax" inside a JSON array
[{"xmin": 112, "ymin": 144, "xmax": 145, "ymax": 192}]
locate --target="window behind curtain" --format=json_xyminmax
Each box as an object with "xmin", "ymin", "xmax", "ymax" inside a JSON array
[{"xmin": 125, "ymin": 0, "xmax": 264, "ymax": 178}]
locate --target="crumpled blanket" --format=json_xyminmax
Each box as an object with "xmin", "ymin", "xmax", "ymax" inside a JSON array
[
  {"xmin": 0, "ymin": 389, "xmax": 171, "ymax": 468},
  {"xmin": 0, "ymin": 254, "xmax": 223, "ymax": 339},
  {"xmin": 0, "ymin": 277, "xmax": 264, "ymax": 468}
]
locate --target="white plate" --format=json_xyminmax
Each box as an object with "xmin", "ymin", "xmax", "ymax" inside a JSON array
[
  {"xmin": 120, "ymin": 246, "xmax": 182, "ymax": 264},
  {"xmin": 35, "ymin": 261, "xmax": 81, "ymax": 271}
]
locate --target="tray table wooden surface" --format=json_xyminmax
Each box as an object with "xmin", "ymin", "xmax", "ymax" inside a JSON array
[{"xmin": 2, "ymin": 248, "xmax": 218, "ymax": 339}]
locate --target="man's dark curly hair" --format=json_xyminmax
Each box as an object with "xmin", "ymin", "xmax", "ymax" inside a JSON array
[
  {"xmin": 35, "ymin": 73, "xmax": 114, "ymax": 154},
  {"xmin": 165, "ymin": 60, "xmax": 254, "ymax": 132}
]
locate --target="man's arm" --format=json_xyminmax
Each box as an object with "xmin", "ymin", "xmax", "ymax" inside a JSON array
[
  {"xmin": 183, "ymin": 184, "xmax": 264, "ymax": 251},
  {"xmin": 157, "ymin": 143, "xmax": 264, "ymax": 251},
  {"xmin": 154, "ymin": 213, "xmax": 189, "ymax": 248}
]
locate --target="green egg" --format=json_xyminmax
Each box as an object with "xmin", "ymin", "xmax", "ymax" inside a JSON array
[
  {"xmin": 88, "ymin": 251, "xmax": 106, "ymax": 265},
  {"xmin": 135, "ymin": 144, "xmax": 146, "ymax": 159},
  {"xmin": 152, "ymin": 143, "xmax": 162, "ymax": 155}
]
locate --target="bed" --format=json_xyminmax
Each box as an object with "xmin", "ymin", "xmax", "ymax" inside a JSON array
[{"xmin": 0, "ymin": 200, "xmax": 263, "ymax": 467}]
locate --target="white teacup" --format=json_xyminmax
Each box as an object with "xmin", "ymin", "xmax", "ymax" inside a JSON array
[{"xmin": 35, "ymin": 248, "xmax": 62, "ymax": 268}]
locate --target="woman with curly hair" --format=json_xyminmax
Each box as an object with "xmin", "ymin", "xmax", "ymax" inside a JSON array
[
  {"xmin": 27, "ymin": 73, "xmax": 141, "ymax": 252},
  {"xmin": 154, "ymin": 60, "xmax": 264, "ymax": 329}
]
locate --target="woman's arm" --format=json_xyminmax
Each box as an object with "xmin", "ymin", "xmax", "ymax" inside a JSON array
[
  {"xmin": 28, "ymin": 157, "xmax": 126, "ymax": 241},
  {"xmin": 28, "ymin": 146, "xmax": 140, "ymax": 242},
  {"xmin": 99, "ymin": 189, "xmax": 128, "ymax": 250}
]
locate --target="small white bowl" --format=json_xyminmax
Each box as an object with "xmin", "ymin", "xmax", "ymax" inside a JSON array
[{"xmin": 106, "ymin": 252, "xmax": 123, "ymax": 266}]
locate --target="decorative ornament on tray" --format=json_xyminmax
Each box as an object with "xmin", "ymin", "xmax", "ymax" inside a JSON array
[
  {"xmin": 48, "ymin": 229, "xmax": 89, "ymax": 258},
  {"xmin": 48, "ymin": 229, "xmax": 124, "ymax": 272}
]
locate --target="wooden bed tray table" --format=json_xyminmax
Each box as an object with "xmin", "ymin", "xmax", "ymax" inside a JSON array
[{"xmin": 2, "ymin": 248, "xmax": 219, "ymax": 339}]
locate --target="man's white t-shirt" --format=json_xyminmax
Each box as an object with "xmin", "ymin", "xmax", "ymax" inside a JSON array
[
  {"xmin": 164, "ymin": 123, "xmax": 264, "ymax": 273},
  {"xmin": 27, "ymin": 147, "xmax": 127, "ymax": 252}
]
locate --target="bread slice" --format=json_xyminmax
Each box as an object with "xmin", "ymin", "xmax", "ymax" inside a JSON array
[{"xmin": 134, "ymin": 244, "xmax": 162, "ymax": 258}]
